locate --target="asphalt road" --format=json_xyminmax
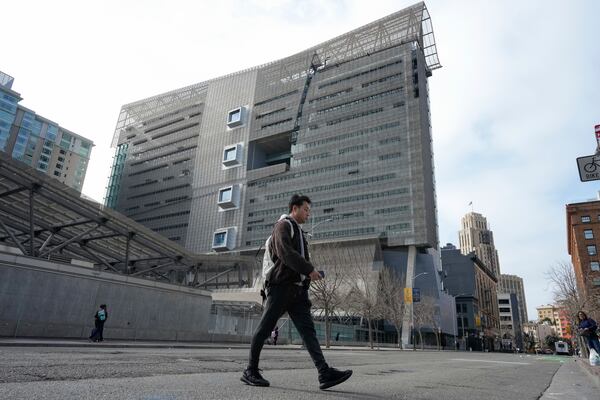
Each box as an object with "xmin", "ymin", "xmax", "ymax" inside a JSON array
[{"xmin": 0, "ymin": 344, "xmax": 596, "ymax": 399}]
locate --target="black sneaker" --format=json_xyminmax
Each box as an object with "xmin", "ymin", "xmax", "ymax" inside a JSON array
[
  {"xmin": 240, "ymin": 368, "xmax": 270, "ymax": 387},
  {"xmin": 318, "ymin": 367, "xmax": 353, "ymax": 390}
]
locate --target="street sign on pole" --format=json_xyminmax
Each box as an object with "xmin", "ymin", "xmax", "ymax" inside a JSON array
[
  {"xmin": 577, "ymin": 154, "xmax": 600, "ymax": 182},
  {"xmin": 404, "ymin": 287, "xmax": 413, "ymax": 303},
  {"xmin": 412, "ymin": 288, "xmax": 421, "ymax": 303}
]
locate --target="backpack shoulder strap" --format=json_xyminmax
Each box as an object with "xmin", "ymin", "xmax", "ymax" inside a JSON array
[{"xmin": 276, "ymin": 217, "xmax": 294, "ymax": 239}]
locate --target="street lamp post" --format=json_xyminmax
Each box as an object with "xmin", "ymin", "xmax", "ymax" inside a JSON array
[
  {"xmin": 309, "ymin": 218, "xmax": 333, "ymax": 239},
  {"xmin": 451, "ymin": 292, "xmax": 469, "ymax": 351},
  {"xmin": 411, "ymin": 272, "xmax": 428, "ymax": 350}
]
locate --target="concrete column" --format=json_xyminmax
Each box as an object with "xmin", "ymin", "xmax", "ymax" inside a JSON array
[{"xmin": 401, "ymin": 245, "xmax": 417, "ymax": 349}]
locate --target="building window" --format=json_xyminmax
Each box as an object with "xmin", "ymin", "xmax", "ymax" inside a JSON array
[
  {"xmin": 227, "ymin": 107, "xmax": 244, "ymax": 128},
  {"xmin": 212, "ymin": 227, "xmax": 236, "ymax": 251},
  {"xmin": 588, "ymin": 245, "xmax": 597, "ymax": 256},
  {"xmin": 499, "ymin": 307, "xmax": 511, "ymax": 313},
  {"xmin": 222, "ymin": 144, "xmax": 242, "ymax": 167},
  {"xmin": 213, "ymin": 231, "xmax": 226, "ymax": 247},
  {"xmin": 217, "ymin": 185, "xmax": 240, "ymax": 210},
  {"xmin": 584, "ymin": 229, "xmax": 594, "ymax": 239},
  {"xmin": 219, "ymin": 187, "xmax": 232, "ymax": 203},
  {"xmin": 499, "ymin": 299, "xmax": 509, "ymax": 304},
  {"xmin": 591, "ymin": 261, "xmax": 600, "ymax": 271},
  {"xmin": 582, "ymin": 216, "xmax": 591, "ymax": 223}
]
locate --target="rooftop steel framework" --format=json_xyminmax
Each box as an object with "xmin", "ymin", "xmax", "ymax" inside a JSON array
[
  {"xmin": 111, "ymin": 1, "xmax": 440, "ymax": 148},
  {"xmin": 0, "ymin": 152, "xmax": 254, "ymax": 286}
]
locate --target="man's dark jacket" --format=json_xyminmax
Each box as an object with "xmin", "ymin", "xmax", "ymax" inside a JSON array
[{"xmin": 267, "ymin": 216, "xmax": 315, "ymax": 286}]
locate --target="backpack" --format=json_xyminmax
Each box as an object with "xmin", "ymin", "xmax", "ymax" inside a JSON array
[
  {"xmin": 98, "ymin": 309, "xmax": 106, "ymax": 321},
  {"xmin": 261, "ymin": 218, "xmax": 295, "ymax": 287}
]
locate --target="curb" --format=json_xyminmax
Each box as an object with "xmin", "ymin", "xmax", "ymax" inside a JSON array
[{"xmin": 0, "ymin": 339, "xmax": 441, "ymax": 351}]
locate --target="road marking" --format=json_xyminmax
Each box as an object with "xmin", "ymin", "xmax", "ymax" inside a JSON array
[{"xmin": 451, "ymin": 358, "xmax": 530, "ymax": 365}]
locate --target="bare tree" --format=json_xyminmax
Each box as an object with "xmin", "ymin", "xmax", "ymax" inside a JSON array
[
  {"xmin": 545, "ymin": 261, "xmax": 600, "ymax": 357},
  {"xmin": 378, "ymin": 266, "xmax": 405, "ymax": 347},
  {"xmin": 413, "ymin": 295, "xmax": 439, "ymax": 350},
  {"xmin": 545, "ymin": 261, "xmax": 585, "ymax": 316},
  {"xmin": 344, "ymin": 261, "xmax": 382, "ymax": 349},
  {"xmin": 309, "ymin": 242, "xmax": 348, "ymax": 348}
]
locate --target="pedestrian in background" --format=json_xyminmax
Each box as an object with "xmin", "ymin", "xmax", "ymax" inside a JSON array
[
  {"xmin": 271, "ymin": 326, "xmax": 279, "ymax": 346},
  {"xmin": 577, "ymin": 310, "xmax": 600, "ymax": 355},
  {"xmin": 241, "ymin": 194, "xmax": 352, "ymax": 390},
  {"xmin": 89, "ymin": 304, "xmax": 108, "ymax": 342}
]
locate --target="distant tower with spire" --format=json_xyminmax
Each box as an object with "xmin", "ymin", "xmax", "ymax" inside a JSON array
[{"xmin": 458, "ymin": 211, "xmax": 501, "ymax": 278}]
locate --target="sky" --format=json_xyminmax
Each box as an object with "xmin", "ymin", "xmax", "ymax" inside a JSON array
[{"xmin": 2, "ymin": 0, "xmax": 599, "ymax": 320}]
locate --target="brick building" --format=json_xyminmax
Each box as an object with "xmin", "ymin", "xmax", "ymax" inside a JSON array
[{"xmin": 566, "ymin": 198, "xmax": 600, "ymax": 319}]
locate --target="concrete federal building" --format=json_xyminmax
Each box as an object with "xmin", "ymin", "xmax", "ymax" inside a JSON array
[{"xmin": 106, "ymin": 2, "xmax": 441, "ymax": 258}]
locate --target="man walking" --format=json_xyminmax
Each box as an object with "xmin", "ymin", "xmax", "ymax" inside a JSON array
[{"xmin": 241, "ymin": 194, "xmax": 352, "ymax": 390}]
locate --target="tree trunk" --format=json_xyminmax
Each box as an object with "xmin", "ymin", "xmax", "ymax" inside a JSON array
[
  {"xmin": 418, "ymin": 329, "xmax": 424, "ymax": 350},
  {"xmin": 367, "ymin": 317, "xmax": 374, "ymax": 349},
  {"xmin": 396, "ymin": 327, "xmax": 402, "ymax": 348},
  {"xmin": 325, "ymin": 308, "xmax": 330, "ymax": 349},
  {"xmin": 435, "ymin": 331, "xmax": 441, "ymax": 351}
]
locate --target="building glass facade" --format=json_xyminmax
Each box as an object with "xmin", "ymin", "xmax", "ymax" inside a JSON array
[{"xmin": 0, "ymin": 71, "xmax": 93, "ymax": 192}]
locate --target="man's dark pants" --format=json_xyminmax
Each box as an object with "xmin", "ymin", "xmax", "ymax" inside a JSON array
[{"xmin": 249, "ymin": 284, "xmax": 327, "ymax": 372}]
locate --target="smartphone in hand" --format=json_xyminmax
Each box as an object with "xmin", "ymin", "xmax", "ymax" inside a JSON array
[{"xmin": 318, "ymin": 270, "xmax": 325, "ymax": 278}]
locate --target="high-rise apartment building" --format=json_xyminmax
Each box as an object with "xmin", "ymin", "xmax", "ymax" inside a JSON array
[
  {"xmin": 105, "ymin": 3, "xmax": 441, "ymax": 255},
  {"xmin": 0, "ymin": 71, "xmax": 93, "ymax": 192},
  {"xmin": 536, "ymin": 304, "xmax": 557, "ymax": 324},
  {"xmin": 458, "ymin": 212, "xmax": 501, "ymax": 278},
  {"xmin": 499, "ymin": 274, "xmax": 529, "ymax": 324},
  {"xmin": 535, "ymin": 304, "xmax": 572, "ymax": 339},
  {"xmin": 566, "ymin": 198, "xmax": 600, "ymax": 317}
]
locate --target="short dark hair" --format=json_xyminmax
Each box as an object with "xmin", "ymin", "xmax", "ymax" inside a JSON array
[
  {"xmin": 288, "ymin": 194, "xmax": 311, "ymax": 213},
  {"xmin": 100, "ymin": 304, "xmax": 107, "ymax": 309}
]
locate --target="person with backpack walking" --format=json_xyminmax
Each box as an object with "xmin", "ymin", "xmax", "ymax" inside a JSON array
[
  {"xmin": 241, "ymin": 194, "xmax": 352, "ymax": 390},
  {"xmin": 89, "ymin": 304, "xmax": 108, "ymax": 342}
]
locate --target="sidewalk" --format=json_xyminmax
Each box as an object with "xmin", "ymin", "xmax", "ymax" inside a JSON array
[
  {"xmin": 541, "ymin": 359, "xmax": 600, "ymax": 399},
  {"xmin": 576, "ymin": 356, "xmax": 600, "ymax": 387}
]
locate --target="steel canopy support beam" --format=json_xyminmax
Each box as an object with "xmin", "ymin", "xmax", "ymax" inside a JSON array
[
  {"xmin": 79, "ymin": 245, "xmax": 121, "ymax": 273},
  {"xmin": 0, "ymin": 219, "xmax": 95, "ymax": 241},
  {"xmin": 128, "ymin": 255, "xmax": 173, "ymax": 263},
  {"xmin": 0, "ymin": 186, "xmax": 28, "ymax": 199},
  {"xmin": 125, "ymin": 232, "xmax": 134, "ymax": 274},
  {"xmin": 150, "ymin": 269, "xmax": 170, "ymax": 281},
  {"xmin": 38, "ymin": 232, "xmax": 55, "ymax": 254},
  {"xmin": 196, "ymin": 265, "xmax": 237, "ymax": 287},
  {"xmin": 29, "ymin": 188, "xmax": 35, "ymax": 257},
  {"xmin": 129, "ymin": 261, "xmax": 175, "ymax": 277},
  {"xmin": 0, "ymin": 219, "xmax": 28, "ymax": 255},
  {"xmin": 82, "ymin": 233, "xmax": 123, "ymax": 242},
  {"xmin": 39, "ymin": 224, "xmax": 100, "ymax": 258}
]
